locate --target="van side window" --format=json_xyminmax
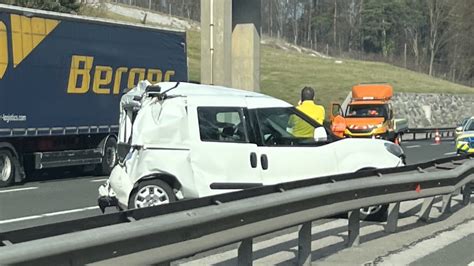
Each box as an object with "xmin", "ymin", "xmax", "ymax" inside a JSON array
[
  {"xmin": 255, "ymin": 107, "xmax": 325, "ymax": 146},
  {"xmin": 197, "ymin": 107, "xmax": 249, "ymax": 143}
]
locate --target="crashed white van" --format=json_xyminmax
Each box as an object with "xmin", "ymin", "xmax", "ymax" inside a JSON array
[{"xmin": 98, "ymin": 81, "xmax": 405, "ymax": 219}]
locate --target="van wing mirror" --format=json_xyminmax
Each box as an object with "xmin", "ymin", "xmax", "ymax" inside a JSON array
[{"xmin": 314, "ymin": 127, "xmax": 328, "ymax": 142}]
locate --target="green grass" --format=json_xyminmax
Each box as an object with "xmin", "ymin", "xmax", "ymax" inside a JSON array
[
  {"xmin": 187, "ymin": 31, "xmax": 473, "ymax": 110},
  {"xmin": 81, "ymin": 8, "xmax": 473, "ymax": 110}
]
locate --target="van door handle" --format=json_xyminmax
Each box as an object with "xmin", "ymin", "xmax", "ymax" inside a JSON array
[
  {"xmin": 250, "ymin": 152, "xmax": 257, "ymax": 168},
  {"xmin": 261, "ymin": 154, "xmax": 268, "ymax": 170}
]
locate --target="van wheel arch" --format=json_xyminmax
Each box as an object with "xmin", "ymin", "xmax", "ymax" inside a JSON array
[{"xmin": 138, "ymin": 174, "xmax": 182, "ymax": 191}]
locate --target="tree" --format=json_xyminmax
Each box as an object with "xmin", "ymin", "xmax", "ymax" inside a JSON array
[
  {"xmin": 402, "ymin": 0, "xmax": 426, "ymax": 69},
  {"xmin": 2, "ymin": 0, "xmax": 81, "ymax": 13},
  {"xmin": 425, "ymin": 0, "xmax": 455, "ymax": 76}
]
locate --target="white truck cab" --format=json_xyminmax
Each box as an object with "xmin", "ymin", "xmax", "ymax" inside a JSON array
[{"xmin": 98, "ymin": 81, "xmax": 405, "ymax": 217}]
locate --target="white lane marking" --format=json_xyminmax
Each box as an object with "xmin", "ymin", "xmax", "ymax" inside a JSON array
[
  {"xmin": 380, "ymin": 220, "xmax": 474, "ymax": 265},
  {"xmin": 430, "ymin": 143, "xmax": 440, "ymax": 146},
  {"xmin": 468, "ymin": 261, "xmax": 474, "ymax": 266},
  {"xmin": 0, "ymin": 187, "xmax": 38, "ymax": 194},
  {"xmin": 405, "ymin": 145, "xmax": 421, "ymax": 148},
  {"xmin": 444, "ymin": 151, "xmax": 457, "ymax": 156},
  {"xmin": 91, "ymin": 178, "xmax": 108, "ymax": 183},
  {"xmin": 0, "ymin": 206, "xmax": 99, "ymax": 225}
]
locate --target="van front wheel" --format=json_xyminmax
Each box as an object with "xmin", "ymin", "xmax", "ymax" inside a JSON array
[{"xmin": 128, "ymin": 180, "xmax": 176, "ymax": 209}]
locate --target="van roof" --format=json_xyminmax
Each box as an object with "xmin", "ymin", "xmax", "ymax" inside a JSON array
[
  {"xmin": 352, "ymin": 83, "xmax": 393, "ymax": 101},
  {"xmin": 160, "ymin": 82, "xmax": 269, "ymax": 98},
  {"xmin": 349, "ymin": 100, "xmax": 387, "ymax": 106},
  {"xmin": 158, "ymin": 82, "xmax": 291, "ymax": 108}
]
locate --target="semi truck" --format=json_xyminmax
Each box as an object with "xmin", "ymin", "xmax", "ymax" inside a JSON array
[
  {"xmin": 330, "ymin": 83, "xmax": 407, "ymax": 143},
  {"xmin": 0, "ymin": 4, "xmax": 188, "ymax": 187}
]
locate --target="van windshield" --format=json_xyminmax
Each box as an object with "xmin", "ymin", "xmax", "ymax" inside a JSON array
[{"xmin": 346, "ymin": 104, "xmax": 387, "ymax": 119}]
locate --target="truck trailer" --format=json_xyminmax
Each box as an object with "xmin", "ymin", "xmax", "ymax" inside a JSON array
[{"xmin": 0, "ymin": 4, "xmax": 188, "ymax": 187}]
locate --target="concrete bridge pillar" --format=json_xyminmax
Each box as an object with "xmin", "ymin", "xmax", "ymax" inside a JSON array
[
  {"xmin": 201, "ymin": 0, "xmax": 261, "ymax": 91},
  {"xmin": 200, "ymin": 0, "xmax": 232, "ymax": 87}
]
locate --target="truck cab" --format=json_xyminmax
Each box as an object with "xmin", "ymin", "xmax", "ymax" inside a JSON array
[{"xmin": 330, "ymin": 83, "xmax": 405, "ymax": 143}]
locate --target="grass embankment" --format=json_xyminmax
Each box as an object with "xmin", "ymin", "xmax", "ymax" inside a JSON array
[{"xmin": 81, "ymin": 7, "xmax": 473, "ymax": 110}]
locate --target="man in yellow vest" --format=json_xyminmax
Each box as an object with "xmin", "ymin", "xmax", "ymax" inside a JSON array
[{"xmin": 291, "ymin": 87, "xmax": 326, "ymax": 137}]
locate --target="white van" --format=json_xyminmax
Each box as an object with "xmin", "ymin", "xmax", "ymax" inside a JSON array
[{"xmin": 98, "ymin": 81, "xmax": 405, "ymax": 220}]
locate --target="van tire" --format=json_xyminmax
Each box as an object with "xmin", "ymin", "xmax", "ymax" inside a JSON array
[
  {"xmin": 128, "ymin": 179, "xmax": 176, "ymax": 209},
  {"xmin": 359, "ymin": 204, "xmax": 388, "ymax": 221},
  {"xmin": 356, "ymin": 168, "xmax": 388, "ymax": 221}
]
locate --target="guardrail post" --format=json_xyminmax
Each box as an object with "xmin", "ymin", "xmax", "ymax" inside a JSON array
[
  {"xmin": 441, "ymin": 194, "xmax": 452, "ymax": 214},
  {"xmin": 238, "ymin": 238, "xmax": 253, "ymax": 266},
  {"xmin": 347, "ymin": 210, "xmax": 360, "ymax": 247},
  {"xmin": 463, "ymin": 185, "xmax": 472, "ymax": 205},
  {"xmin": 385, "ymin": 202, "xmax": 400, "ymax": 233},
  {"xmin": 419, "ymin": 197, "xmax": 435, "ymax": 222},
  {"xmin": 297, "ymin": 222, "xmax": 312, "ymax": 266}
]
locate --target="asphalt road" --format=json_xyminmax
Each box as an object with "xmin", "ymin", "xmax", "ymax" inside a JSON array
[
  {"xmin": 410, "ymin": 233, "xmax": 474, "ymax": 266},
  {"xmin": 402, "ymin": 139, "xmax": 458, "ymax": 164},
  {"xmin": 0, "ymin": 139, "xmax": 457, "ymax": 232}
]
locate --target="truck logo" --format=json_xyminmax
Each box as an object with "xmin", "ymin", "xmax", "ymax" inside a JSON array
[
  {"xmin": 1, "ymin": 14, "xmax": 178, "ymax": 91},
  {"xmin": 67, "ymin": 55, "xmax": 176, "ymax": 95},
  {"xmin": 0, "ymin": 21, "xmax": 7, "ymax": 79},
  {"xmin": 0, "ymin": 15, "xmax": 60, "ymax": 80}
]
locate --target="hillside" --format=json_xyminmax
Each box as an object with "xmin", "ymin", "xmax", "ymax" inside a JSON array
[{"xmin": 81, "ymin": 5, "xmax": 473, "ymax": 110}]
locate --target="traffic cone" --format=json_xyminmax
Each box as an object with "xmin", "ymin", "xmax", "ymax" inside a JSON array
[{"xmin": 434, "ymin": 129, "xmax": 441, "ymax": 144}]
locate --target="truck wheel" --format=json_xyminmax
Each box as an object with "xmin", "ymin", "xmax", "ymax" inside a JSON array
[
  {"xmin": 128, "ymin": 179, "xmax": 176, "ymax": 209},
  {"xmin": 96, "ymin": 137, "xmax": 117, "ymax": 176},
  {"xmin": 0, "ymin": 150, "xmax": 15, "ymax": 187}
]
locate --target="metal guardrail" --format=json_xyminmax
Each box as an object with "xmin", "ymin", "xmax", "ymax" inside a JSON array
[
  {"xmin": 0, "ymin": 155, "xmax": 472, "ymax": 265},
  {"xmin": 402, "ymin": 127, "xmax": 456, "ymax": 141}
]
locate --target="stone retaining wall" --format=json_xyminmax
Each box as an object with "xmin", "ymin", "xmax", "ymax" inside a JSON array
[{"xmin": 392, "ymin": 93, "xmax": 474, "ymax": 128}]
